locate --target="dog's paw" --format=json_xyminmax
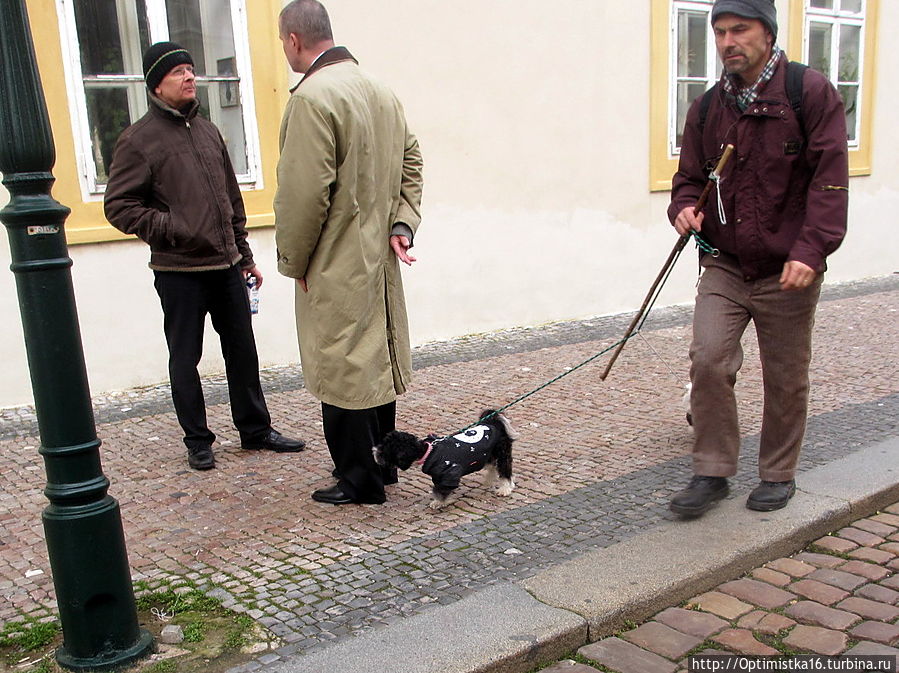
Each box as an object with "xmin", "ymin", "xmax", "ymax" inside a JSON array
[
  {"xmin": 495, "ymin": 478, "xmax": 515, "ymax": 496},
  {"xmin": 428, "ymin": 498, "xmax": 448, "ymax": 510}
]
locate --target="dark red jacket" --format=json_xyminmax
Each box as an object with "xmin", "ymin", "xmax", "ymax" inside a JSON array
[{"xmin": 669, "ymin": 55, "xmax": 849, "ymax": 280}]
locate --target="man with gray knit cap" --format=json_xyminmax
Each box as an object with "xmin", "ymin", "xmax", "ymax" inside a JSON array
[
  {"xmin": 668, "ymin": 0, "xmax": 848, "ymax": 516},
  {"xmin": 104, "ymin": 41, "xmax": 305, "ymax": 471}
]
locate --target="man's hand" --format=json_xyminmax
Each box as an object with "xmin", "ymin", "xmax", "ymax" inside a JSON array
[
  {"xmin": 390, "ymin": 235, "xmax": 417, "ymax": 266},
  {"xmin": 673, "ymin": 207, "xmax": 704, "ymax": 237},
  {"xmin": 780, "ymin": 260, "xmax": 816, "ymax": 291},
  {"xmin": 244, "ymin": 265, "xmax": 264, "ymax": 289}
]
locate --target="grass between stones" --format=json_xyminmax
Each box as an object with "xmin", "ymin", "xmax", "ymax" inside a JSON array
[{"xmin": 0, "ymin": 581, "xmax": 278, "ymax": 673}]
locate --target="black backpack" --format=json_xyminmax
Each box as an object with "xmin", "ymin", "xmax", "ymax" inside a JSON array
[{"xmin": 698, "ymin": 61, "xmax": 808, "ymax": 134}]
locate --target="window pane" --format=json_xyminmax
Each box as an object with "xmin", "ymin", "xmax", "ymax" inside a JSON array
[
  {"xmin": 810, "ymin": 0, "xmax": 834, "ymax": 8},
  {"xmin": 167, "ymin": 0, "xmax": 237, "ymax": 77},
  {"xmin": 839, "ymin": 84, "xmax": 858, "ymax": 142},
  {"xmin": 808, "ymin": 22, "xmax": 833, "ymax": 75},
  {"xmin": 85, "ymin": 87, "xmax": 133, "ymax": 183},
  {"xmin": 675, "ymin": 82, "xmax": 709, "ymax": 149},
  {"xmin": 194, "ymin": 83, "xmax": 249, "ymax": 174},
  {"xmin": 839, "ymin": 24, "xmax": 861, "ymax": 82},
  {"xmin": 167, "ymin": 0, "xmax": 248, "ymax": 176},
  {"xmin": 677, "ymin": 10, "xmax": 708, "ymax": 78},
  {"xmin": 73, "ymin": 0, "xmax": 149, "ymax": 75},
  {"xmin": 840, "ymin": 0, "xmax": 863, "ymax": 13}
]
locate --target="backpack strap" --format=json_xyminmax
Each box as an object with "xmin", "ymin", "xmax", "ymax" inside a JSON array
[
  {"xmin": 698, "ymin": 83, "xmax": 717, "ymax": 134},
  {"xmin": 698, "ymin": 61, "xmax": 807, "ymax": 135},
  {"xmin": 785, "ymin": 60, "xmax": 808, "ymax": 134}
]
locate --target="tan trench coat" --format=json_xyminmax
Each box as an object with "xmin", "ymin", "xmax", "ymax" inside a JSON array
[{"xmin": 274, "ymin": 59, "xmax": 423, "ymax": 410}]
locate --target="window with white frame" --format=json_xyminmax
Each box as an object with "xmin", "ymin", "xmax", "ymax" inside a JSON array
[
  {"xmin": 804, "ymin": 0, "xmax": 865, "ymax": 145},
  {"xmin": 56, "ymin": 0, "xmax": 261, "ymax": 197},
  {"xmin": 670, "ymin": 0, "xmax": 720, "ymax": 155}
]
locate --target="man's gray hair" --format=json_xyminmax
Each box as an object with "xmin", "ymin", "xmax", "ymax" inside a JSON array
[{"xmin": 280, "ymin": 0, "xmax": 333, "ymax": 43}]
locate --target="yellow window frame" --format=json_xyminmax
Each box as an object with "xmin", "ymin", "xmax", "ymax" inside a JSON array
[{"xmin": 25, "ymin": 0, "xmax": 289, "ymax": 244}]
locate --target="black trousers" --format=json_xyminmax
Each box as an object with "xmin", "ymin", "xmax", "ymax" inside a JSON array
[
  {"xmin": 321, "ymin": 401, "xmax": 398, "ymax": 504},
  {"xmin": 153, "ymin": 266, "xmax": 270, "ymax": 449}
]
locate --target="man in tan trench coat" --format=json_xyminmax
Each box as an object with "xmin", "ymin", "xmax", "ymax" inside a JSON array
[{"xmin": 274, "ymin": 0, "xmax": 424, "ymax": 505}]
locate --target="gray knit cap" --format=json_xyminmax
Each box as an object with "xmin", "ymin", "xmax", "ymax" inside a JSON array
[{"xmin": 711, "ymin": 0, "xmax": 778, "ymax": 39}]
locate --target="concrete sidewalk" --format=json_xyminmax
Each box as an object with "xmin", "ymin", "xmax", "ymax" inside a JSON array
[{"xmin": 0, "ymin": 275, "xmax": 896, "ymax": 673}]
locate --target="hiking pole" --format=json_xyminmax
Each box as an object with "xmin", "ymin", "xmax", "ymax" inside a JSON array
[{"xmin": 599, "ymin": 143, "xmax": 735, "ymax": 381}]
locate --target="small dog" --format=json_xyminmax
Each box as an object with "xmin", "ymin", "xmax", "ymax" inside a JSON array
[{"xmin": 373, "ymin": 409, "xmax": 518, "ymax": 509}]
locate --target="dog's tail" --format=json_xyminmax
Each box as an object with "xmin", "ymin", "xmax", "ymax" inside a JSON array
[{"xmin": 481, "ymin": 408, "xmax": 519, "ymax": 440}]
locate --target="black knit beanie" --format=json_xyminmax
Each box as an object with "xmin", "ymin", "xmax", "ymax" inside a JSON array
[
  {"xmin": 143, "ymin": 41, "xmax": 194, "ymax": 92},
  {"xmin": 711, "ymin": 0, "xmax": 778, "ymax": 39}
]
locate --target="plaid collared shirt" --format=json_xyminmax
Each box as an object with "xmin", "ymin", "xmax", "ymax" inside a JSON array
[{"xmin": 722, "ymin": 45, "xmax": 783, "ymax": 112}]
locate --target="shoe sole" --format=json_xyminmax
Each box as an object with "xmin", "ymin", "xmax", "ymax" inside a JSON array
[
  {"xmin": 669, "ymin": 488, "xmax": 729, "ymax": 518},
  {"xmin": 189, "ymin": 461, "xmax": 215, "ymax": 470}
]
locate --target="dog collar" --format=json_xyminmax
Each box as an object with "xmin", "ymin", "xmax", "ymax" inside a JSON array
[{"xmin": 415, "ymin": 441, "xmax": 434, "ymax": 466}]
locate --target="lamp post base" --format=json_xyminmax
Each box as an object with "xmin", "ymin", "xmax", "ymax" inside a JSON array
[{"xmin": 56, "ymin": 629, "xmax": 155, "ymax": 672}]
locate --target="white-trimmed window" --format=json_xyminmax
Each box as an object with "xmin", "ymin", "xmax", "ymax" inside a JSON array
[
  {"xmin": 803, "ymin": 0, "xmax": 866, "ymax": 145},
  {"xmin": 670, "ymin": 0, "xmax": 720, "ymax": 154},
  {"xmin": 56, "ymin": 0, "xmax": 262, "ymax": 198}
]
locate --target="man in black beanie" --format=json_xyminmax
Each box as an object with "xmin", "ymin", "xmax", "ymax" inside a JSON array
[
  {"xmin": 104, "ymin": 41, "xmax": 305, "ymax": 470},
  {"xmin": 668, "ymin": 0, "xmax": 849, "ymax": 516}
]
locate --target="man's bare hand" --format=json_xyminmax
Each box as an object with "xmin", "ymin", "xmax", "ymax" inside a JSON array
[
  {"xmin": 244, "ymin": 265, "xmax": 264, "ymax": 289},
  {"xmin": 673, "ymin": 207, "xmax": 704, "ymax": 237},
  {"xmin": 779, "ymin": 260, "xmax": 816, "ymax": 291},
  {"xmin": 390, "ymin": 235, "xmax": 416, "ymax": 266}
]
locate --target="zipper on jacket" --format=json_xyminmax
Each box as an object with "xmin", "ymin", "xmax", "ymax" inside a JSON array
[{"xmin": 183, "ymin": 119, "xmax": 231, "ymax": 265}]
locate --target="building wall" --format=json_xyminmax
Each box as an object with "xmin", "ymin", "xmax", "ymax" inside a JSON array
[{"xmin": 0, "ymin": 0, "xmax": 896, "ymax": 408}]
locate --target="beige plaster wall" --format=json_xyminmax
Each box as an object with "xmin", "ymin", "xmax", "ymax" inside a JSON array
[{"xmin": 0, "ymin": 0, "xmax": 896, "ymax": 408}]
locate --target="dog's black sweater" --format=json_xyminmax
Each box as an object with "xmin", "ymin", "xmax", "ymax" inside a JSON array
[{"xmin": 422, "ymin": 424, "xmax": 499, "ymax": 490}]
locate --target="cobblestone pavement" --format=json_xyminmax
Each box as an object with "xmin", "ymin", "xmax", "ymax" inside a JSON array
[
  {"xmin": 0, "ymin": 276, "xmax": 896, "ymax": 670},
  {"xmin": 540, "ymin": 502, "xmax": 899, "ymax": 673}
]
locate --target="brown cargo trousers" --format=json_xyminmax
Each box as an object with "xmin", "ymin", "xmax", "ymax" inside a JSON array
[{"xmin": 689, "ymin": 254, "xmax": 823, "ymax": 482}]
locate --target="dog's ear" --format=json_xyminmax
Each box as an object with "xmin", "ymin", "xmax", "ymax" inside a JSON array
[{"xmin": 380, "ymin": 431, "xmax": 425, "ymax": 471}]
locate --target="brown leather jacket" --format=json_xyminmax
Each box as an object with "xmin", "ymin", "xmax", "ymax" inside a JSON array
[
  {"xmin": 669, "ymin": 55, "xmax": 849, "ymax": 280},
  {"xmin": 104, "ymin": 96, "xmax": 254, "ymax": 271}
]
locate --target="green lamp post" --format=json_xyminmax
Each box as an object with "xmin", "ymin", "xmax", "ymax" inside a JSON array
[{"xmin": 0, "ymin": 0, "xmax": 154, "ymax": 669}]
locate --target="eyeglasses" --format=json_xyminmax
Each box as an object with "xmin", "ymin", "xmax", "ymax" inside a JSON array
[{"xmin": 168, "ymin": 65, "xmax": 195, "ymax": 79}]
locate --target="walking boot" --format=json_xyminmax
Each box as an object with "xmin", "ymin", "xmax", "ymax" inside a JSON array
[
  {"xmin": 746, "ymin": 480, "xmax": 796, "ymax": 511},
  {"xmin": 670, "ymin": 475, "xmax": 729, "ymax": 518}
]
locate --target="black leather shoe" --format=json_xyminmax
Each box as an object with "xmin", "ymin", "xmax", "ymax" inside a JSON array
[
  {"xmin": 311, "ymin": 485, "xmax": 354, "ymax": 505},
  {"xmin": 243, "ymin": 429, "xmax": 305, "ymax": 453},
  {"xmin": 670, "ymin": 476, "xmax": 729, "ymax": 518},
  {"xmin": 747, "ymin": 480, "xmax": 796, "ymax": 511},
  {"xmin": 187, "ymin": 445, "xmax": 215, "ymax": 470}
]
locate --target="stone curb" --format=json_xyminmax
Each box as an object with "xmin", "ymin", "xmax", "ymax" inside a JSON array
[
  {"xmin": 525, "ymin": 437, "xmax": 899, "ymax": 641},
  {"xmin": 263, "ymin": 437, "xmax": 899, "ymax": 673},
  {"xmin": 264, "ymin": 583, "xmax": 587, "ymax": 673}
]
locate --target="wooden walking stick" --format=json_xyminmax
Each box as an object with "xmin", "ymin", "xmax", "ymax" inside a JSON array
[{"xmin": 599, "ymin": 143, "xmax": 735, "ymax": 381}]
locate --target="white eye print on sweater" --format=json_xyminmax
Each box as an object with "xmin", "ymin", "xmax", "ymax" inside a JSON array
[{"xmin": 453, "ymin": 425, "xmax": 488, "ymax": 445}]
